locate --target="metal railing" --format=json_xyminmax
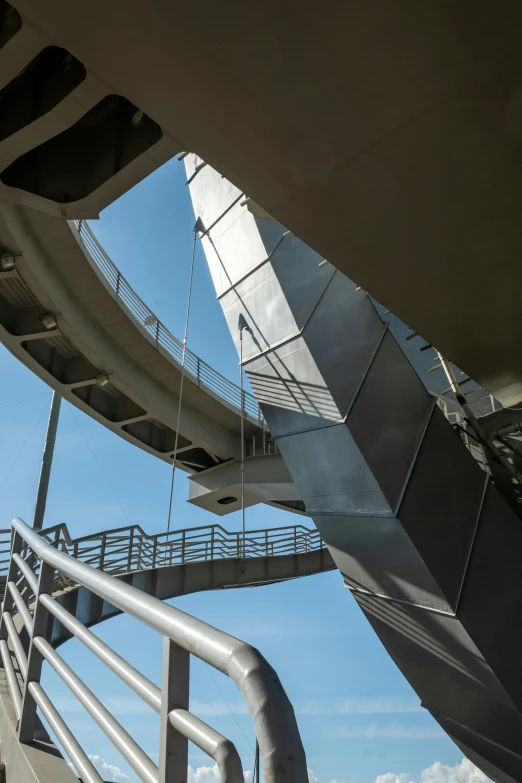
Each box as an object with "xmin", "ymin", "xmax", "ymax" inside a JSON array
[
  {"xmin": 436, "ymin": 398, "xmax": 489, "ymax": 472},
  {"xmin": 0, "ymin": 522, "xmax": 324, "ymax": 579},
  {"xmin": 69, "ymin": 220, "xmax": 263, "ymax": 424},
  {"xmin": 0, "ymin": 518, "xmax": 307, "ymax": 783}
]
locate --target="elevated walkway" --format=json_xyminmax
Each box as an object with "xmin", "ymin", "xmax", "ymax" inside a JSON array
[
  {"xmin": 0, "ymin": 204, "xmax": 264, "ymax": 471},
  {"xmin": 0, "ymin": 520, "xmax": 334, "ymax": 644}
]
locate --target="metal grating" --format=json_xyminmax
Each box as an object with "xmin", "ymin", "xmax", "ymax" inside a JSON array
[{"xmin": 0, "ymin": 276, "xmax": 37, "ymax": 308}]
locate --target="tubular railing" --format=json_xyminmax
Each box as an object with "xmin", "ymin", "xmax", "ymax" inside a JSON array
[
  {"xmin": 0, "ymin": 522, "xmax": 324, "ymax": 579},
  {"xmin": 0, "ymin": 517, "xmax": 307, "ymax": 783},
  {"xmin": 69, "ymin": 220, "xmax": 263, "ymax": 424}
]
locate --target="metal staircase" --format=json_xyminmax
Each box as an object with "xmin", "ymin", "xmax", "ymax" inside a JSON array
[{"xmin": 0, "ymin": 518, "xmax": 326, "ymax": 782}]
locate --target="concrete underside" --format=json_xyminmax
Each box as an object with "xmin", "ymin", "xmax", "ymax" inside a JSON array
[
  {"xmin": 3, "ymin": 1, "xmax": 522, "ymax": 404},
  {"xmin": 0, "ymin": 204, "xmax": 262, "ymax": 469}
]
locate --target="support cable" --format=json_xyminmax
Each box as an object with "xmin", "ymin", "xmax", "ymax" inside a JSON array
[
  {"xmin": 166, "ymin": 225, "xmax": 200, "ymax": 534},
  {"xmin": 238, "ymin": 315, "xmax": 250, "ymax": 567}
]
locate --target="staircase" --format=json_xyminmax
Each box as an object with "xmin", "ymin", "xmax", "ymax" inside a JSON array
[{"xmin": 0, "ymin": 519, "xmax": 333, "ymax": 782}]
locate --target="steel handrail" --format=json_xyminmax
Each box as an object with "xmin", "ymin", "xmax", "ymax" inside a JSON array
[
  {"xmin": 3, "ymin": 517, "xmax": 307, "ymax": 783},
  {"xmin": 69, "ymin": 220, "xmax": 263, "ymax": 423},
  {"xmin": 0, "ymin": 521, "xmax": 324, "ymax": 578}
]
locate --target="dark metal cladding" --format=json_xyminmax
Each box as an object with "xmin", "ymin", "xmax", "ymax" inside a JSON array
[{"xmin": 188, "ymin": 159, "xmax": 522, "ymax": 783}]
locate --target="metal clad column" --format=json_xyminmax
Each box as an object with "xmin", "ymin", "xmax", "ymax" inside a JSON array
[{"xmin": 187, "ymin": 158, "xmax": 522, "ymax": 783}]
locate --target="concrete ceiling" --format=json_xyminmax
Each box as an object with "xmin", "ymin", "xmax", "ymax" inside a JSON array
[{"xmin": 10, "ymin": 0, "xmax": 522, "ymax": 404}]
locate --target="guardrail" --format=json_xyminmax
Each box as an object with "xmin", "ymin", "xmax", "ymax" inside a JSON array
[
  {"xmin": 69, "ymin": 219, "xmax": 263, "ymax": 424},
  {"xmin": 0, "ymin": 521, "xmax": 323, "ymax": 579},
  {"xmin": 0, "ymin": 517, "xmax": 307, "ymax": 783}
]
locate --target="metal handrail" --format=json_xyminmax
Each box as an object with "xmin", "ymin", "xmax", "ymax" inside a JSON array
[
  {"xmin": 0, "ymin": 521, "xmax": 324, "ymax": 578},
  {"xmin": 69, "ymin": 220, "xmax": 263, "ymax": 424},
  {"xmin": 0, "ymin": 518, "xmax": 306, "ymax": 783}
]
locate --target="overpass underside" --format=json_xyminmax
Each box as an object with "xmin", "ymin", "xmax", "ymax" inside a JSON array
[{"xmin": 188, "ymin": 161, "xmax": 522, "ymax": 783}]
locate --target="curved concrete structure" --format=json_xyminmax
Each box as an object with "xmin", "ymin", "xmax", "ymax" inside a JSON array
[
  {"xmin": 3, "ymin": 1, "xmax": 522, "ymax": 406},
  {"xmin": 0, "ymin": 204, "xmax": 264, "ymax": 471},
  {"xmin": 188, "ymin": 160, "xmax": 522, "ymax": 783}
]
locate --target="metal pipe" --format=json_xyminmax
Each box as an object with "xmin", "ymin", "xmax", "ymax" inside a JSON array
[
  {"xmin": 0, "ymin": 639, "xmax": 21, "ymax": 719},
  {"xmin": 12, "ymin": 552, "xmax": 38, "ymax": 595},
  {"xmin": 7, "ymin": 581, "xmax": 33, "ymax": 635},
  {"xmin": 33, "ymin": 637, "xmax": 158, "ymax": 783},
  {"xmin": 169, "ymin": 708, "xmax": 243, "ymax": 783},
  {"xmin": 28, "ymin": 681, "xmax": 104, "ymax": 783},
  {"xmin": 255, "ymin": 739, "xmax": 260, "ymax": 783},
  {"xmin": 33, "ymin": 391, "xmax": 62, "ymax": 531},
  {"xmin": 39, "ymin": 593, "xmax": 161, "ymax": 712},
  {"xmin": 13, "ymin": 517, "xmax": 307, "ymax": 783},
  {"xmin": 167, "ymin": 226, "xmax": 198, "ymax": 534},
  {"xmin": 2, "ymin": 612, "xmax": 27, "ymax": 679}
]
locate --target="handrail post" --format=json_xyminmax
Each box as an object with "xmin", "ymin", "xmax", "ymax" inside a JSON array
[
  {"xmin": 211, "ymin": 527, "xmax": 215, "ymax": 560},
  {"xmin": 197, "ymin": 357, "xmax": 201, "ymax": 386},
  {"xmin": 99, "ymin": 534, "xmax": 106, "ymax": 571},
  {"xmin": 18, "ymin": 559, "xmax": 55, "ymax": 743},
  {"xmin": 293, "ymin": 527, "xmax": 297, "ymax": 554},
  {"xmin": 265, "ymin": 530, "xmax": 268, "ymax": 558},
  {"xmin": 159, "ymin": 637, "xmax": 190, "ymax": 783},
  {"xmin": 127, "ymin": 529, "xmax": 134, "ymax": 573},
  {"xmin": 153, "ymin": 537, "xmax": 158, "ymax": 569},
  {"xmin": 137, "ymin": 534, "xmax": 143, "ymax": 570},
  {"xmin": 116, "ymin": 272, "xmax": 121, "ymax": 298},
  {"xmin": 181, "ymin": 531, "xmax": 186, "ymax": 565}
]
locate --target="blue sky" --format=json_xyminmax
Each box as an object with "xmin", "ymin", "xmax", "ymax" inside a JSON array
[{"xmin": 0, "ymin": 159, "xmax": 477, "ymax": 783}]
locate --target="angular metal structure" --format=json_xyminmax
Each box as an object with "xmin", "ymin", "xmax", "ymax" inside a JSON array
[{"xmin": 188, "ymin": 159, "xmax": 522, "ymax": 783}]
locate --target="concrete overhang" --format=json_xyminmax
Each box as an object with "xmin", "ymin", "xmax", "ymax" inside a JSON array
[
  {"xmin": 188, "ymin": 453, "xmax": 302, "ymax": 516},
  {"xmin": 5, "ymin": 1, "xmax": 522, "ymax": 405}
]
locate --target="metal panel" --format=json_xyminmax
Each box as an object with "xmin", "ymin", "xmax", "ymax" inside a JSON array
[
  {"xmin": 246, "ymin": 337, "xmax": 340, "ymax": 437},
  {"xmin": 398, "ymin": 406, "xmax": 487, "ymax": 610},
  {"xmin": 277, "ymin": 423, "xmax": 391, "ymax": 516},
  {"xmin": 347, "ymin": 332, "xmax": 434, "ymax": 509},
  {"xmin": 457, "ymin": 485, "xmax": 522, "ymax": 712},
  {"xmin": 317, "ymin": 514, "xmax": 450, "ymax": 611},
  {"xmin": 267, "ymin": 227, "xmax": 336, "ymax": 331},
  {"xmin": 303, "ymin": 271, "xmax": 386, "ymax": 417},
  {"xmin": 433, "ymin": 713, "xmax": 522, "ymax": 783}
]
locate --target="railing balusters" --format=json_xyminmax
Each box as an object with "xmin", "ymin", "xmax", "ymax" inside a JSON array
[
  {"xmin": 70, "ymin": 220, "xmax": 264, "ymax": 425},
  {"xmin": 0, "ymin": 531, "xmax": 23, "ymax": 643}
]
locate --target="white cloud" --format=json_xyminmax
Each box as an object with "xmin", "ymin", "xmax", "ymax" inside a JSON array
[
  {"xmin": 375, "ymin": 758, "xmax": 492, "ymax": 783},
  {"xmin": 88, "ymin": 755, "xmax": 130, "ymax": 782},
  {"xmin": 187, "ymin": 764, "xmax": 252, "ymax": 783},
  {"xmin": 330, "ymin": 723, "xmax": 443, "ymax": 740},
  {"xmin": 308, "ymin": 769, "xmax": 346, "ymax": 783},
  {"xmin": 299, "ymin": 698, "xmax": 422, "ymax": 716},
  {"xmin": 68, "ymin": 755, "xmax": 130, "ymax": 782}
]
